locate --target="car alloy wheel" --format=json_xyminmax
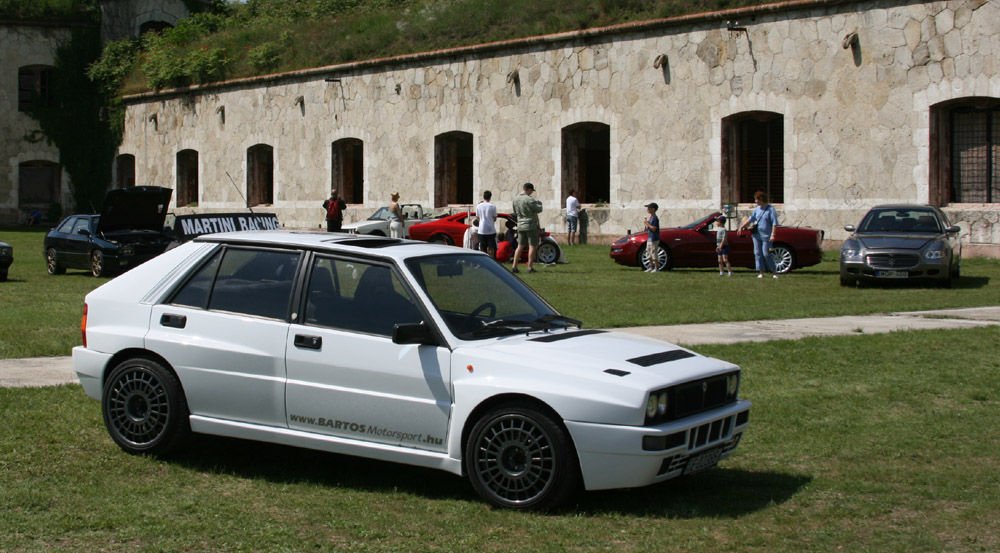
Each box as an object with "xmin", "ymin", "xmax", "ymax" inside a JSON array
[
  {"xmin": 46, "ymin": 248, "xmax": 65, "ymax": 275},
  {"xmin": 90, "ymin": 250, "xmax": 105, "ymax": 278},
  {"xmin": 536, "ymin": 241, "xmax": 560, "ymax": 264},
  {"xmin": 770, "ymin": 245, "xmax": 794, "ymax": 274},
  {"xmin": 102, "ymin": 358, "xmax": 190, "ymax": 455},
  {"xmin": 640, "ymin": 244, "xmax": 669, "ymax": 271},
  {"xmin": 465, "ymin": 403, "xmax": 578, "ymax": 510}
]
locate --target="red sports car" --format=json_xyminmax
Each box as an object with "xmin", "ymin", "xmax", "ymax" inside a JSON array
[
  {"xmin": 609, "ymin": 212, "xmax": 824, "ymax": 273},
  {"xmin": 408, "ymin": 211, "xmax": 564, "ymax": 264}
]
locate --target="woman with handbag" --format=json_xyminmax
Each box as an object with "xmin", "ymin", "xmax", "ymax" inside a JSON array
[{"xmin": 739, "ymin": 190, "xmax": 780, "ymax": 279}]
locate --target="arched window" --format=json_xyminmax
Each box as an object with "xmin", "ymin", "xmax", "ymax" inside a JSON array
[
  {"xmin": 115, "ymin": 154, "xmax": 136, "ymax": 189},
  {"xmin": 18, "ymin": 65, "xmax": 54, "ymax": 112},
  {"xmin": 434, "ymin": 131, "xmax": 473, "ymax": 207},
  {"xmin": 930, "ymin": 97, "xmax": 1000, "ymax": 205},
  {"xmin": 247, "ymin": 144, "xmax": 274, "ymax": 207},
  {"xmin": 561, "ymin": 122, "xmax": 610, "ymax": 204},
  {"xmin": 19, "ymin": 160, "xmax": 61, "ymax": 211},
  {"xmin": 176, "ymin": 149, "xmax": 199, "ymax": 207},
  {"xmin": 332, "ymin": 138, "xmax": 364, "ymax": 204},
  {"xmin": 722, "ymin": 112, "xmax": 784, "ymax": 204}
]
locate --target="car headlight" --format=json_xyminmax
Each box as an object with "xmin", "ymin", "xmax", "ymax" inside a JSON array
[
  {"xmin": 727, "ymin": 373, "xmax": 739, "ymax": 398},
  {"xmin": 841, "ymin": 240, "xmax": 862, "ymax": 259},
  {"xmin": 645, "ymin": 391, "xmax": 668, "ymax": 419},
  {"xmin": 924, "ymin": 244, "xmax": 947, "ymax": 260}
]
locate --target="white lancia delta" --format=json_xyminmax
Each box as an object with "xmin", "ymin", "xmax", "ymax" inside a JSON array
[{"xmin": 74, "ymin": 231, "xmax": 750, "ymax": 510}]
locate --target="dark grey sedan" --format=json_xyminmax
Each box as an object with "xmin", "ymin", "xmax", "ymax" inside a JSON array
[
  {"xmin": 840, "ymin": 205, "xmax": 961, "ymax": 287},
  {"xmin": 0, "ymin": 240, "xmax": 12, "ymax": 281}
]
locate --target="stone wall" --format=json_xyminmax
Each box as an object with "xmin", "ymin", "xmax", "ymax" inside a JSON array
[
  {"xmin": 0, "ymin": 24, "xmax": 70, "ymax": 224},
  {"xmin": 118, "ymin": 0, "xmax": 1000, "ymax": 254}
]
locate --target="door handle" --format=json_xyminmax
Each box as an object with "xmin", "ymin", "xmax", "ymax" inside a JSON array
[
  {"xmin": 294, "ymin": 334, "xmax": 322, "ymax": 350},
  {"xmin": 160, "ymin": 313, "xmax": 187, "ymax": 329}
]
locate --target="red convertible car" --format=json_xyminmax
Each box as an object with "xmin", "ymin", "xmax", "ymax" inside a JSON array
[
  {"xmin": 610, "ymin": 212, "xmax": 824, "ymax": 273},
  {"xmin": 408, "ymin": 211, "xmax": 564, "ymax": 264}
]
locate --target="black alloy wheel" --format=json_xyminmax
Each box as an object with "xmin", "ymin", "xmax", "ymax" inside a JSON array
[{"xmin": 102, "ymin": 358, "xmax": 190, "ymax": 455}]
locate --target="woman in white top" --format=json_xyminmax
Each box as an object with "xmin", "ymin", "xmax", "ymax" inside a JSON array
[{"xmin": 388, "ymin": 192, "xmax": 404, "ymax": 238}]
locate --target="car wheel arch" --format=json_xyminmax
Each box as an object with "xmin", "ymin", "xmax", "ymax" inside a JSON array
[
  {"xmin": 103, "ymin": 348, "xmax": 180, "ymax": 391},
  {"xmin": 459, "ymin": 393, "xmax": 575, "ymax": 473},
  {"xmin": 770, "ymin": 242, "xmax": 796, "ymax": 273}
]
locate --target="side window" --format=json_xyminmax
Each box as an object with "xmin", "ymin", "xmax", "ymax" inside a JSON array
[
  {"xmin": 304, "ymin": 256, "xmax": 422, "ymax": 336},
  {"xmin": 170, "ymin": 247, "xmax": 300, "ymax": 319},
  {"xmin": 56, "ymin": 218, "xmax": 74, "ymax": 233},
  {"xmin": 71, "ymin": 218, "xmax": 91, "ymax": 235},
  {"xmin": 209, "ymin": 248, "xmax": 301, "ymax": 319},
  {"xmin": 171, "ymin": 249, "xmax": 223, "ymax": 309}
]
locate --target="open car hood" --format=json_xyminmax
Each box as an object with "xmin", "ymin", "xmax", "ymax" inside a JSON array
[{"xmin": 98, "ymin": 186, "xmax": 172, "ymax": 234}]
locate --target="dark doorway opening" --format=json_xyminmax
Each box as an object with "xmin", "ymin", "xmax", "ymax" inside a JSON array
[
  {"xmin": 930, "ymin": 97, "xmax": 1000, "ymax": 205},
  {"xmin": 562, "ymin": 122, "xmax": 610, "ymax": 204},
  {"xmin": 434, "ymin": 131, "xmax": 473, "ymax": 207},
  {"xmin": 19, "ymin": 160, "xmax": 61, "ymax": 215},
  {"xmin": 176, "ymin": 150, "xmax": 199, "ymax": 207},
  {"xmin": 722, "ymin": 112, "xmax": 784, "ymax": 204},
  {"xmin": 247, "ymin": 144, "xmax": 274, "ymax": 207},
  {"xmin": 332, "ymin": 138, "xmax": 364, "ymax": 204},
  {"xmin": 115, "ymin": 154, "xmax": 135, "ymax": 189}
]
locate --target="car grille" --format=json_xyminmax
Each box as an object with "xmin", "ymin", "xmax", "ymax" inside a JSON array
[
  {"xmin": 668, "ymin": 373, "xmax": 734, "ymax": 421},
  {"xmin": 867, "ymin": 253, "xmax": 920, "ymax": 269}
]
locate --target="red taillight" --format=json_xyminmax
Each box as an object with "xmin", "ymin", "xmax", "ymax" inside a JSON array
[{"xmin": 81, "ymin": 303, "xmax": 88, "ymax": 347}]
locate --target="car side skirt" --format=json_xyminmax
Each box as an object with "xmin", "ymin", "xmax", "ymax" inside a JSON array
[{"xmin": 189, "ymin": 415, "xmax": 464, "ymax": 476}]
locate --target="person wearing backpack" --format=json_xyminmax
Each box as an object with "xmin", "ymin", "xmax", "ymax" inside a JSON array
[{"xmin": 323, "ymin": 188, "xmax": 347, "ymax": 232}]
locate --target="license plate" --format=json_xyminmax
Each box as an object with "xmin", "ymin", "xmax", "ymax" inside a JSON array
[
  {"xmin": 876, "ymin": 270, "xmax": 908, "ymax": 278},
  {"xmin": 684, "ymin": 447, "xmax": 723, "ymax": 475}
]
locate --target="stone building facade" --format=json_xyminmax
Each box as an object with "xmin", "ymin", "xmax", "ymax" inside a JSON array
[{"xmin": 99, "ymin": 1, "xmax": 1000, "ymax": 255}]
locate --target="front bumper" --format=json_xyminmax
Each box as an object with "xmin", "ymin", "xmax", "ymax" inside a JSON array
[
  {"xmin": 565, "ymin": 400, "xmax": 750, "ymax": 491},
  {"xmin": 841, "ymin": 253, "xmax": 951, "ymax": 282}
]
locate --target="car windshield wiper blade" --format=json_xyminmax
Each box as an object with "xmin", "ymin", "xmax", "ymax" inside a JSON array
[
  {"xmin": 468, "ymin": 318, "xmax": 544, "ymax": 337},
  {"xmin": 534, "ymin": 314, "xmax": 582, "ymax": 329}
]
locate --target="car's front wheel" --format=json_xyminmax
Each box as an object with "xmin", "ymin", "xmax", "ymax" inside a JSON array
[
  {"xmin": 770, "ymin": 245, "xmax": 795, "ymax": 274},
  {"xmin": 536, "ymin": 241, "xmax": 560, "ymax": 264},
  {"xmin": 0, "ymin": 270, "xmax": 7, "ymax": 282},
  {"xmin": 639, "ymin": 243, "xmax": 670, "ymax": 271},
  {"xmin": 46, "ymin": 248, "xmax": 65, "ymax": 275},
  {"xmin": 102, "ymin": 357, "xmax": 190, "ymax": 455},
  {"xmin": 90, "ymin": 250, "xmax": 106, "ymax": 278},
  {"xmin": 429, "ymin": 233, "xmax": 454, "ymax": 246},
  {"xmin": 465, "ymin": 403, "xmax": 579, "ymax": 510}
]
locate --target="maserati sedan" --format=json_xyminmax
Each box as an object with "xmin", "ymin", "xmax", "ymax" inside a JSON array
[
  {"xmin": 610, "ymin": 212, "xmax": 825, "ymax": 273},
  {"xmin": 839, "ymin": 204, "xmax": 961, "ymax": 287},
  {"xmin": 74, "ymin": 231, "xmax": 749, "ymax": 510}
]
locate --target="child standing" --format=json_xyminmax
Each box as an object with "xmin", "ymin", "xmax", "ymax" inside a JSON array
[
  {"xmin": 643, "ymin": 202, "xmax": 661, "ymax": 272},
  {"xmin": 715, "ymin": 216, "xmax": 733, "ymax": 276}
]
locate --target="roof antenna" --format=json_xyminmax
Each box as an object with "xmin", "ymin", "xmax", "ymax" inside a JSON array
[{"xmin": 226, "ymin": 171, "xmax": 255, "ymax": 215}]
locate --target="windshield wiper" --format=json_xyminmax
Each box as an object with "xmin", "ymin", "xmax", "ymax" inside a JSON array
[
  {"xmin": 534, "ymin": 314, "xmax": 582, "ymax": 329},
  {"xmin": 468, "ymin": 318, "xmax": 544, "ymax": 337}
]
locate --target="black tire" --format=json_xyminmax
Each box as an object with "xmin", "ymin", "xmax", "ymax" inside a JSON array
[
  {"xmin": 102, "ymin": 358, "xmax": 190, "ymax": 455},
  {"xmin": 0, "ymin": 270, "xmax": 7, "ymax": 282},
  {"xmin": 465, "ymin": 402, "xmax": 579, "ymax": 510},
  {"xmin": 90, "ymin": 250, "xmax": 106, "ymax": 278},
  {"xmin": 429, "ymin": 234, "xmax": 454, "ymax": 246},
  {"xmin": 639, "ymin": 243, "xmax": 670, "ymax": 271},
  {"xmin": 770, "ymin": 245, "xmax": 795, "ymax": 274},
  {"xmin": 536, "ymin": 241, "xmax": 560, "ymax": 264},
  {"xmin": 46, "ymin": 248, "xmax": 65, "ymax": 275}
]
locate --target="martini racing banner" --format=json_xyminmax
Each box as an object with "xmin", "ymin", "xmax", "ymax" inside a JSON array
[{"xmin": 173, "ymin": 212, "xmax": 280, "ymax": 241}]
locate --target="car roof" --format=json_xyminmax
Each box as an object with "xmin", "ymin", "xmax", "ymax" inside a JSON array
[
  {"xmin": 869, "ymin": 204, "xmax": 939, "ymax": 211},
  {"xmin": 194, "ymin": 230, "xmax": 472, "ymax": 260}
]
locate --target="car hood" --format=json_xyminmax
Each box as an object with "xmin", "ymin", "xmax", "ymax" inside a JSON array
[
  {"xmin": 471, "ymin": 329, "xmax": 735, "ymax": 391},
  {"xmin": 856, "ymin": 234, "xmax": 936, "ymax": 250},
  {"xmin": 98, "ymin": 186, "xmax": 173, "ymax": 234}
]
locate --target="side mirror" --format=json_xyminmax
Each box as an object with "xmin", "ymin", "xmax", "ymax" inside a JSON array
[
  {"xmin": 393, "ymin": 322, "xmax": 439, "ymax": 346},
  {"xmin": 79, "ymin": 229, "xmax": 92, "ymax": 237},
  {"xmin": 844, "ymin": 225, "xmax": 856, "ymax": 232},
  {"xmin": 946, "ymin": 225, "xmax": 960, "ymax": 234}
]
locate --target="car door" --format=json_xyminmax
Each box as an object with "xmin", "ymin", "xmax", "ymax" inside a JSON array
[
  {"xmin": 284, "ymin": 254, "xmax": 452, "ymax": 452},
  {"xmin": 64, "ymin": 216, "xmax": 96, "ymax": 269},
  {"xmin": 146, "ymin": 245, "xmax": 301, "ymax": 427}
]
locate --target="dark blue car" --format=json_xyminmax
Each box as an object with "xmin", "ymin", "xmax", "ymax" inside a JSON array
[{"xmin": 44, "ymin": 186, "xmax": 174, "ymax": 277}]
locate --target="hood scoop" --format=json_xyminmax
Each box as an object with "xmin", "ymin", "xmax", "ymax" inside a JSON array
[
  {"xmin": 627, "ymin": 349, "xmax": 695, "ymax": 367},
  {"xmin": 530, "ymin": 329, "xmax": 606, "ymax": 343},
  {"xmin": 604, "ymin": 369, "xmax": 631, "ymax": 377}
]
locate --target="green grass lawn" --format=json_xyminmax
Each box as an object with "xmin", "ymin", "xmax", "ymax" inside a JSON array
[
  {"xmin": 1, "ymin": 228, "xmax": 998, "ymax": 358},
  {"xmin": 2, "ymin": 327, "xmax": 998, "ymax": 552}
]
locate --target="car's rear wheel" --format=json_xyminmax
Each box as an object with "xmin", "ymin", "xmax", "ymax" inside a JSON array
[
  {"xmin": 102, "ymin": 357, "xmax": 190, "ymax": 455},
  {"xmin": 429, "ymin": 234, "xmax": 454, "ymax": 246},
  {"xmin": 536, "ymin": 241, "xmax": 560, "ymax": 264},
  {"xmin": 465, "ymin": 403, "xmax": 579, "ymax": 510},
  {"xmin": 639, "ymin": 243, "xmax": 670, "ymax": 271},
  {"xmin": 771, "ymin": 245, "xmax": 795, "ymax": 274},
  {"xmin": 46, "ymin": 248, "xmax": 65, "ymax": 275},
  {"xmin": 90, "ymin": 250, "xmax": 106, "ymax": 278},
  {"xmin": 0, "ymin": 270, "xmax": 7, "ymax": 282}
]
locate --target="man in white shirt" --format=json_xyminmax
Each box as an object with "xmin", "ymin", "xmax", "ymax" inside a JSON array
[
  {"xmin": 565, "ymin": 189, "xmax": 581, "ymax": 245},
  {"xmin": 475, "ymin": 190, "xmax": 498, "ymax": 258}
]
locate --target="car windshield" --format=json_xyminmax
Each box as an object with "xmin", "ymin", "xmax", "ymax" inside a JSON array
[
  {"xmin": 367, "ymin": 207, "xmax": 390, "ymax": 221},
  {"xmin": 681, "ymin": 213, "xmax": 717, "ymax": 230},
  {"xmin": 405, "ymin": 254, "xmax": 578, "ymax": 340},
  {"xmin": 857, "ymin": 208, "xmax": 941, "ymax": 234}
]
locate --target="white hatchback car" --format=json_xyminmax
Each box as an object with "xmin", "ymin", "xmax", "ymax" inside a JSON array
[{"xmin": 74, "ymin": 231, "xmax": 750, "ymax": 510}]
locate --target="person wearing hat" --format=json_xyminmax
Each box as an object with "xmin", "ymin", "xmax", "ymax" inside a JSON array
[
  {"xmin": 511, "ymin": 181, "xmax": 543, "ymax": 273},
  {"xmin": 643, "ymin": 202, "xmax": 661, "ymax": 272},
  {"xmin": 323, "ymin": 188, "xmax": 347, "ymax": 232},
  {"xmin": 715, "ymin": 215, "xmax": 733, "ymax": 276},
  {"xmin": 388, "ymin": 191, "xmax": 405, "ymax": 238}
]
